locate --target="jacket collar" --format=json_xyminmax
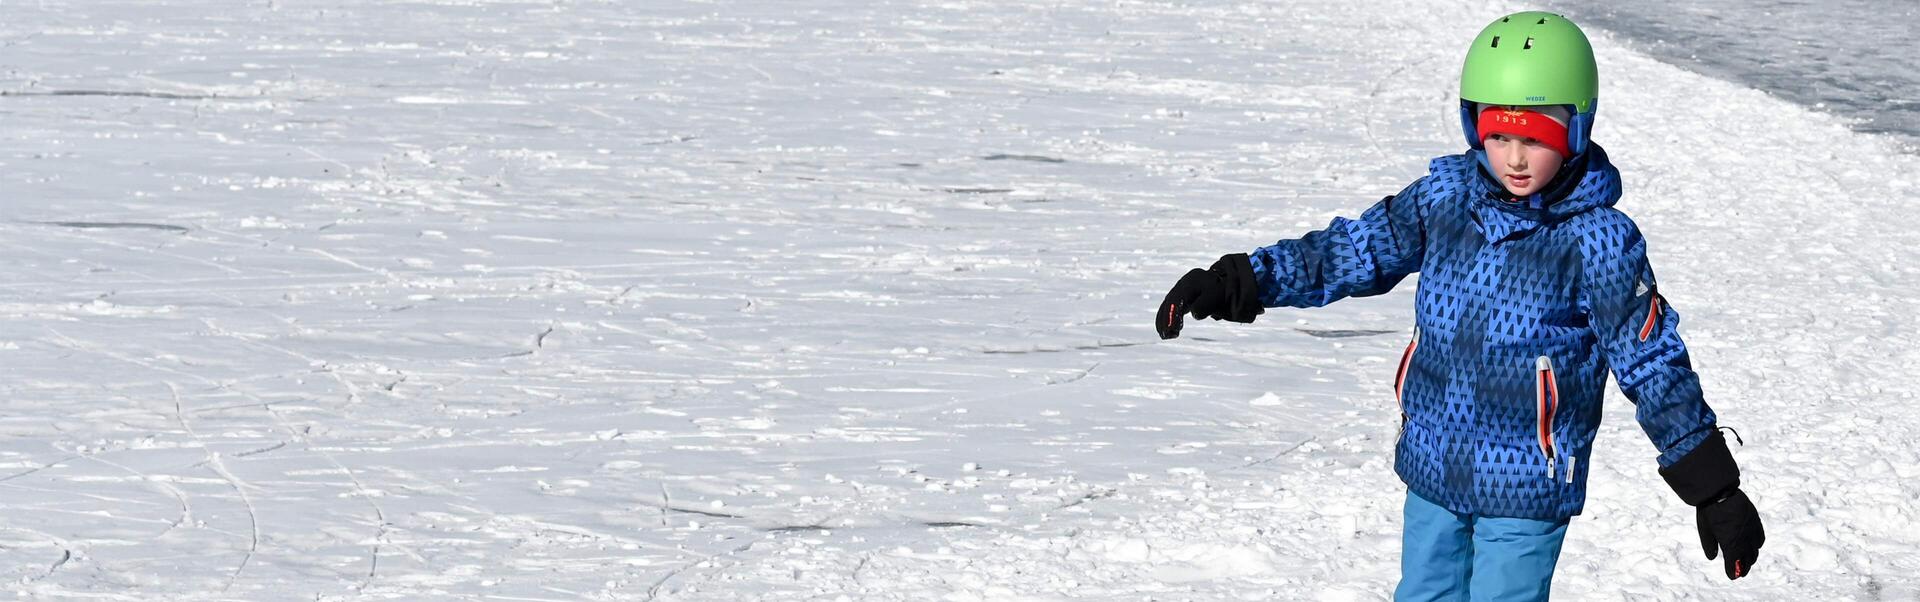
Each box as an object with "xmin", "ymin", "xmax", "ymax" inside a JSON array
[{"xmin": 1464, "ymin": 144, "xmax": 1621, "ymax": 244}]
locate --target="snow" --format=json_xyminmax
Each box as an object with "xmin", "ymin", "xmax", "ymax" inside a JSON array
[{"xmin": 1, "ymin": 0, "xmax": 1916, "ymax": 600}]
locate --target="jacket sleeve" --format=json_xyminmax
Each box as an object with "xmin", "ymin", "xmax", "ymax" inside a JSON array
[
  {"xmin": 1248, "ymin": 180, "xmax": 1428, "ymax": 308},
  {"xmin": 1582, "ymin": 216, "xmax": 1718, "ymax": 468}
]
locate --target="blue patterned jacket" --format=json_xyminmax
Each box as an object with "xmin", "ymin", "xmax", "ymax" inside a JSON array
[{"xmin": 1250, "ymin": 144, "xmax": 1717, "ymax": 520}]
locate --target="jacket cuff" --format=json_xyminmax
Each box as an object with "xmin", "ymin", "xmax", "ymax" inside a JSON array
[
  {"xmin": 1658, "ymin": 430, "xmax": 1741, "ymax": 506},
  {"xmin": 1210, "ymin": 253, "xmax": 1265, "ymax": 323}
]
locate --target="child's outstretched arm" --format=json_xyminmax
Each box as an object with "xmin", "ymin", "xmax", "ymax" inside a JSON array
[
  {"xmin": 1152, "ymin": 181, "xmax": 1428, "ymax": 339},
  {"xmin": 1155, "ymin": 181, "xmax": 1429, "ymax": 340},
  {"xmin": 1249, "ymin": 190, "xmax": 1427, "ymax": 309},
  {"xmin": 1584, "ymin": 217, "xmax": 1765, "ymax": 580}
]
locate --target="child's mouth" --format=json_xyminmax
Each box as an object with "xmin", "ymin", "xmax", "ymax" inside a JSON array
[{"xmin": 1504, "ymin": 174, "xmax": 1532, "ymax": 187}]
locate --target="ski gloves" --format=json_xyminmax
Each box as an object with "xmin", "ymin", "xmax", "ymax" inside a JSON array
[
  {"xmin": 1660, "ymin": 430, "xmax": 1765, "ymax": 580},
  {"xmin": 1156, "ymin": 253, "xmax": 1263, "ymax": 340}
]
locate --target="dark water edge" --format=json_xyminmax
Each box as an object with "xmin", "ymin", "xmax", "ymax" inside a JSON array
[{"xmin": 1546, "ymin": 1, "xmax": 1920, "ymax": 154}]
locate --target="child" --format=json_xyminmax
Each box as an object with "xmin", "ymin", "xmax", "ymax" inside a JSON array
[{"xmin": 1154, "ymin": 12, "xmax": 1764, "ymax": 600}]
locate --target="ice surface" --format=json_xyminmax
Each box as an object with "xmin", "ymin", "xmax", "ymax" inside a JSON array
[
  {"xmin": 1547, "ymin": 0, "xmax": 1920, "ymax": 152},
  {"xmin": 0, "ymin": 0, "xmax": 1915, "ymax": 599}
]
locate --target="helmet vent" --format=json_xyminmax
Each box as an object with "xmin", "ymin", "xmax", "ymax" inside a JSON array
[
  {"xmin": 1523, "ymin": 37, "xmax": 1535, "ymax": 50},
  {"xmin": 1537, "ymin": 17, "xmax": 1549, "ymax": 25},
  {"xmin": 1491, "ymin": 36, "xmax": 1500, "ymax": 48}
]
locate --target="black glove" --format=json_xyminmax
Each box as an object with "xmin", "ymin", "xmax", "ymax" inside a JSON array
[
  {"xmin": 1660, "ymin": 430, "xmax": 1764, "ymax": 580},
  {"xmin": 1697, "ymin": 489, "xmax": 1764, "ymax": 580},
  {"xmin": 1156, "ymin": 253, "xmax": 1263, "ymax": 340}
]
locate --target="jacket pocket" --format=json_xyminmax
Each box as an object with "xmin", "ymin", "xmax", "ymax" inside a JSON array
[
  {"xmin": 1395, "ymin": 327, "xmax": 1421, "ymax": 431},
  {"xmin": 1535, "ymin": 355, "xmax": 1561, "ymax": 480}
]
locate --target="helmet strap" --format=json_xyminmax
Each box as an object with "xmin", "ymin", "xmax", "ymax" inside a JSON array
[
  {"xmin": 1567, "ymin": 100, "xmax": 1596, "ymax": 155},
  {"xmin": 1459, "ymin": 101, "xmax": 1483, "ymax": 150}
]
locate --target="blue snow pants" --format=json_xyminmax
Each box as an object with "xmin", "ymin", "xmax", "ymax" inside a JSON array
[{"xmin": 1394, "ymin": 491, "xmax": 1570, "ymax": 601}]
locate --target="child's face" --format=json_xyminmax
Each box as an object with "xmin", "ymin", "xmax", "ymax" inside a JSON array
[{"xmin": 1483, "ymin": 133, "xmax": 1564, "ymax": 197}]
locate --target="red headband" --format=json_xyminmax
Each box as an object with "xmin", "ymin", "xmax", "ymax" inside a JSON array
[{"xmin": 1477, "ymin": 106, "xmax": 1572, "ymax": 158}]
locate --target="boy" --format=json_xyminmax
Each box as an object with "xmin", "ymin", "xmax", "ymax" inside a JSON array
[{"xmin": 1154, "ymin": 12, "xmax": 1764, "ymax": 600}]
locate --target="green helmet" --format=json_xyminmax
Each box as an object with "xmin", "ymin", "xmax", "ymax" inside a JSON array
[{"xmin": 1458, "ymin": 11, "xmax": 1598, "ymax": 154}]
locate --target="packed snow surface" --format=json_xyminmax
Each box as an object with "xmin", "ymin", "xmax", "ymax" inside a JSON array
[{"xmin": 1, "ymin": 1, "xmax": 1916, "ymax": 600}]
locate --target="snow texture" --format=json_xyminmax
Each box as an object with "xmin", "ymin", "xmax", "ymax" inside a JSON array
[{"xmin": 0, "ymin": 0, "xmax": 1915, "ymax": 600}]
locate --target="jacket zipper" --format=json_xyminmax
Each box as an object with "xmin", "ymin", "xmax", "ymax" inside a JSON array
[
  {"xmin": 1638, "ymin": 294, "xmax": 1663, "ymax": 342},
  {"xmin": 1395, "ymin": 327, "xmax": 1421, "ymax": 430},
  {"xmin": 1535, "ymin": 355, "xmax": 1560, "ymax": 479}
]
